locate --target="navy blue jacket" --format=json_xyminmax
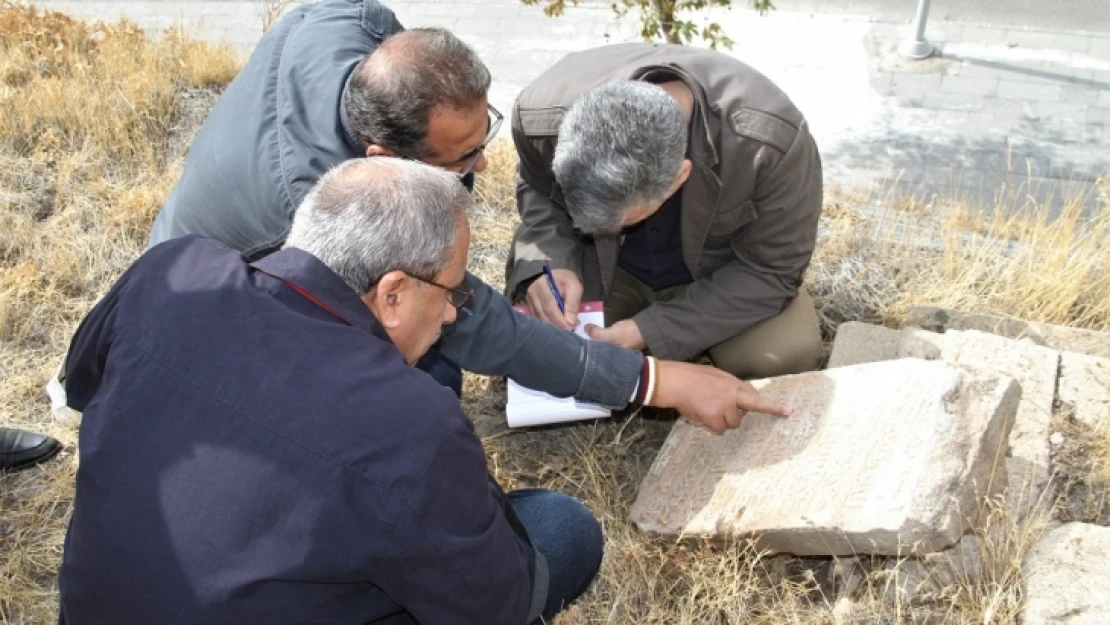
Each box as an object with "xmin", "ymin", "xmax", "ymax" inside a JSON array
[{"xmin": 60, "ymin": 237, "xmax": 546, "ymax": 625}]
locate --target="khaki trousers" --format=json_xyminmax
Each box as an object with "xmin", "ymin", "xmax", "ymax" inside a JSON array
[{"xmin": 604, "ymin": 267, "xmax": 822, "ymax": 380}]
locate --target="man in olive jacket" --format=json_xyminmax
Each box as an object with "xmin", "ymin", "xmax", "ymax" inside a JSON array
[{"xmin": 506, "ymin": 43, "xmax": 823, "ymax": 380}]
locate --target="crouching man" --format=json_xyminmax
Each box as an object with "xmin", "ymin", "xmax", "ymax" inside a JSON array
[
  {"xmin": 59, "ymin": 159, "xmax": 630, "ymax": 624},
  {"xmin": 508, "ymin": 43, "xmax": 824, "ymax": 380}
]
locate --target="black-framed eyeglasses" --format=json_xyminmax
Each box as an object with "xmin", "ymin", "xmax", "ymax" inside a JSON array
[
  {"xmin": 454, "ymin": 103, "xmax": 503, "ymax": 178},
  {"xmin": 411, "ymin": 274, "xmax": 474, "ymax": 309},
  {"xmin": 392, "ymin": 104, "xmax": 503, "ymax": 180}
]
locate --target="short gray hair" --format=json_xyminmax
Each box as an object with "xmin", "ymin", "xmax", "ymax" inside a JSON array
[
  {"xmin": 284, "ymin": 158, "xmax": 470, "ymax": 295},
  {"xmin": 345, "ymin": 28, "xmax": 491, "ymax": 159},
  {"xmin": 553, "ymin": 81, "xmax": 686, "ymax": 235}
]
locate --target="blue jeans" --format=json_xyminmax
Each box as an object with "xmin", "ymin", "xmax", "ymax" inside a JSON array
[
  {"xmin": 415, "ymin": 346, "xmax": 462, "ymax": 398},
  {"xmin": 509, "ymin": 489, "xmax": 604, "ymax": 622}
]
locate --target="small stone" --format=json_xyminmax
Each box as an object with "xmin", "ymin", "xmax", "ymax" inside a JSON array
[
  {"xmin": 827, "ymin": 321, "xmax": 899, "ymax": 368},
  {"xmin": 1049, "ymin": 432, "xmax": 1065, "ymax": 446}
]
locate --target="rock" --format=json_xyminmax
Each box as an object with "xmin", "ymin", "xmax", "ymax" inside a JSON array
[
  {"xmin": 941, "ymin": 330, "xmax": 1059, "ymax": 499},
  {"xmin": 880, "ymin": 533, "xmax": 984, "ymax": 603},
  {"xmin": 1049, "ymin": 432, "xmax": 1065, "ymax": 446},
  {"xmin": 629, "ymin": 359, "xmax": 1020, "ymax": 556},
  {"xmin": 827, "ymin": 321, "xmax": 900, "ymax": 368},
  {"xmin": 827, "ymin": 322, "xmax": 944, "ymax": 369},
  {"xmin": 906, "ymin": 305, "xmax": 1110, "ymax": 359},
  {"xmin": 1024, "ymin": 523, "xmax": 1110, "ymax": 624},
  {"xmin": 896, "ymin": 327, "xmax": 945, "ymax": 361},
  {"xmin": 1057, "ymin": 352, "xmax": 1110, "ymax": 430}
]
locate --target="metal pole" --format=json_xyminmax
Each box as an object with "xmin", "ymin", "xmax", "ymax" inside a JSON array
[{"xmin": 899, "ymin": 0, "xmax": 935, "ymax": 59}]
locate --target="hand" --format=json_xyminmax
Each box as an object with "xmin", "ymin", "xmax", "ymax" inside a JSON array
[
  {"xmin": 525, "ymin": 268, "xmax": 582, "ymax": 331},
  {"xmin": 585, "ymin": 319, "xmax": 646, "ymax": 351},
  {"xmin": 649, "ymin": 360, "xmax": 793, "ymax": 434}
]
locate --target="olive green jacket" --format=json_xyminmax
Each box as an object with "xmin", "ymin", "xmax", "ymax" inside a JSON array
[{"xmin": 506, "ymin": 43, "xmax": 823, "ymax": 361}]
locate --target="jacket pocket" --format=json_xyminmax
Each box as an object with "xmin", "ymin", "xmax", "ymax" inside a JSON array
[{"xmin": 705, "ymin": 200, "xmax": 756, "ymax": 244}]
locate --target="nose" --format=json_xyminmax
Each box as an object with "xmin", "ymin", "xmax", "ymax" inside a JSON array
[
  {"xmin": 443, "ymin": 302, "xmax": 458, "ymax": 325},
  {"xmin": 472, "ymin": 152, "xmax": 488, "ymax": 174}
]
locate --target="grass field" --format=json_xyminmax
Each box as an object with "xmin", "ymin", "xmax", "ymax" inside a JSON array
[{"xmin": 1, "ymin": 4, "xmax": 1108, "ymax": 623}]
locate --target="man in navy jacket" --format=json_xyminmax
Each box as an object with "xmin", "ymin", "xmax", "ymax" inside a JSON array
[{"xmin": 58, "ymin": 158, "xmax": 606, "ymax": 624}]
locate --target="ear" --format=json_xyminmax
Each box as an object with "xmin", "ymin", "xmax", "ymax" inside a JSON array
[
  {"xmin": 360, "ymin": 270, "xmax": 409, "ymax": 329},
  {"xmin": 365, "ymin": 144, "xmax": 397, "ymax": 158},
  {"xmin": 670, "ymin": 158, "xmax": 693, "ymax": 195}
]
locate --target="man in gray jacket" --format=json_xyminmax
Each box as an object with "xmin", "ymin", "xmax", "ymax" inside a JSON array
[
  {"xmin": 142, "ymin": 0, "xmax": 783, "ymax": 433},
  {"xmin": 507, "ymin": 44, "xmax": 824, "ymax": 380}
]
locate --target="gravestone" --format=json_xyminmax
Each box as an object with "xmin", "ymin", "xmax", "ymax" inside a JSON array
[{"xmin": 630, "ymin": 359, "xmax": 1019, "ymax": 556}]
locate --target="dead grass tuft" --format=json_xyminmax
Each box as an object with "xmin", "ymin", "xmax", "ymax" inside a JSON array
[{"xmin": 1, "ymin": 5, "xmax": 1107, "ymax": 624}]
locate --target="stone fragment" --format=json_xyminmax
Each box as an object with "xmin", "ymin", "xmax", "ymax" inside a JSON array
[
  {"xmin": 907, "ymin": 305, "xmax": 1110, "ymax": 359},
  {"xmin": 827, "ymin": 322, "xmax": 944, "ymax": 369},
  {"xmin": 827, "ymin": 321, "xmax": 899, "ymax": 368},
  {"xmin": 1024, "ymin": 523, "xmax": 1110, "ymax": 625},
  {"xmin": 1057, "ymin": 351, "xmax": 1110, "ymax": 430},
  {"xmin": 896, "ymin": 327, "xmax": 944, "ymax": 360},
  {"xmin": 941, "ymin": 330, "xmax": 1059, "ymax": 483},
  {"xmin": 630, "ymin": 360, "xmax": 1020, "ymax": 556}
]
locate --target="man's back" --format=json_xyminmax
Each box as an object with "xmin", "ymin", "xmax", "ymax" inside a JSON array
[
  {"xmin": 59, "ymin": 237, "xmax": 534, "ymax": 625},
  {"xmin": 148, "ymin": 0, "xmax": 402, "ymax": 256}
]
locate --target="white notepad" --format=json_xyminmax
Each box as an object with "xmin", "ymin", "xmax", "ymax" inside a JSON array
[{"xmin": 506, "ymin": 302, "xmax": 613, "ymax": 428}]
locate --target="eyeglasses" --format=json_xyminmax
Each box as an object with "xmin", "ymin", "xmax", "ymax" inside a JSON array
[
  {"xmin": 411, "ymin": 274, "xmax": 474, "ymax": 309},
  {"xmin": 391, "ymin": 104, "xmax": 503, "ymax": 180},
  {"xmin": 454, "ymin": 104, "xmax": 503, "ymax": 178}
]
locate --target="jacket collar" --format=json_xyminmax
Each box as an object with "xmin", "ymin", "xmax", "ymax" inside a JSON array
[
  {"xmin": 338, "ymin": 71, "xmax": 365, "ymax": 154},
  {"xmin": 631, "ymin": 65, "xmax": 719, "ymax": 169},
  {"xmin": 250, "ymin": 247, "xmax": 391, "ymax": 342}
]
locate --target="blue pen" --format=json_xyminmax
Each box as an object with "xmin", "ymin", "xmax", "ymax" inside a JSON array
[{"xmin": 542, "ymin": 265, "xmax": 566, "ymax": 314}]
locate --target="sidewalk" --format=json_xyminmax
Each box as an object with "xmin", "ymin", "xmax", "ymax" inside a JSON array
[{"xmin": 31, "ymin": 0, "xmax": 1110, "ymax": 211}]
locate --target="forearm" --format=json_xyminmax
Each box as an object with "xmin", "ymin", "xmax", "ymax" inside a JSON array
[{"xmin": 440, "ymin": 274, "xmax": 642, "ymax": 408}]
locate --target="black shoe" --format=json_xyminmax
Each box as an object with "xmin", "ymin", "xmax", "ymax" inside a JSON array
[{"xmin": 0, "ymin": 427, "xmax": 61, "ymax": 471}]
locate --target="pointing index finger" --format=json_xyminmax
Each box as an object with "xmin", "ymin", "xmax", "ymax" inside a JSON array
[{"xmin": 736, "ymin": 388, "xmax": 793, "ymax": 418}]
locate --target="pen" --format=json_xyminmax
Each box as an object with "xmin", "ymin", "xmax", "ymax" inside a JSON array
[{"xmin": 542, "ymin": 265, "xmax": 566, "ymax": 314}]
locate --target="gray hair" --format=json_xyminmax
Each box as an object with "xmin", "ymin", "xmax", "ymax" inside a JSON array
[
  {"xmin": 553, "ymin": 81, "xmax": 686, "ymax": 235},
  {"xmin": 345, "ymin": 28, "xmax": 491, "ymax": 159},
  {"xmin": 284, "ymin": 158, "xmax": 470, "ymax": 295}
]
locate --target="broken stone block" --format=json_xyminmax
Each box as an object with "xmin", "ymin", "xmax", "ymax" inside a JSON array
[
  {"xmin": 896, "ymin": 327, "xmax": 944, "ymax": 361},
  {"xmin": 827, "ymin": 321, "xmax": 900, "ymax": 368},
  {"xmin": 1057, "ymin": 352, "xmax": 1110, "ymax": 431},
  {"xmin": 827, "ymin": 323, "xmax": 944, "ymax": 369},
  {"xmin": 629, "ymin": 359, "xmax": 1020, "ymax": 556},
  {"xmin": 941, "ymin": 330, "xmax": 1059, "ymax": 489},
  {"xmin": 907, "ymin": 305, "xmax": 1110, "ymax": 359},
  {"xmin": 1024, "ymin": 523, "xmax": 1110, "ymax": 625}
]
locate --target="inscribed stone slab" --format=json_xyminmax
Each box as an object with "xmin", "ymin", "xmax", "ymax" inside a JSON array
[
  {"xmin": 630, "ymin": 359, "xmax": 1019, "ymax": 556},
  {"xmin": 1024, "ymin": 523, "xmax": 1110, "ymax": 625}
]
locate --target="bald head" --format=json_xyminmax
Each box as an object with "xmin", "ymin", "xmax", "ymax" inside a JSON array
[
  {"xmin": 345, "ymin": 29, "xmax": 491, "ymax": 159},
  {"xmin": 284, "ymin": 157, "xmax": 472, "ymax": 294}
]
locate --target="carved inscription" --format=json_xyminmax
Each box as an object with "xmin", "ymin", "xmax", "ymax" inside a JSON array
[{"xmin": 630, "ymin": 359, "xmax": 1020, "ymax": 556}]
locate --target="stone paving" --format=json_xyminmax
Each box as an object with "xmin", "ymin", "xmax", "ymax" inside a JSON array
[{"xmin": 31, "ymin": 0, "xmax": 1110, "ymax": 212}]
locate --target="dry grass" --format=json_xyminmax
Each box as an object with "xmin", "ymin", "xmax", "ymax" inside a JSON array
[
  {"xmin": 0, "ymin": 4, "xmax": 240, "ymax": 622},
  {"xmin": 2, "ymin": 5, "xmax": 1109, "ymax": 624}
]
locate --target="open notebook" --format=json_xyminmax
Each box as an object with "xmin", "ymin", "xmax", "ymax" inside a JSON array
[{"xmin": 506, "ymin": 301, "xmax": 613, "ymax": 428}]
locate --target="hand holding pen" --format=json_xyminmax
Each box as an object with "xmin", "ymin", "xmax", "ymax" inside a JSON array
[{"xmin": 524, "ymin": 264, "xmax": 583, "ymax": 330}]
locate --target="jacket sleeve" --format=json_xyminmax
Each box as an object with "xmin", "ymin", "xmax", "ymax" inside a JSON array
[
  {"xmin": 505, "ymin": 105, "xmax": 583, "ymax": 300},
  {"xmin": 439, "ymin": 273, "xmax": 642, "ymax": 409},
  {"xmin": 378, "ymin": 417, "xmax": 546, "ymax": 625},
  {"xmin": 63, "ymin": 263, "xmax": 136, "ymax": 411},
  {"xmin": 633, "ymin": 123, "xmax": 822, "ymax": 361}
]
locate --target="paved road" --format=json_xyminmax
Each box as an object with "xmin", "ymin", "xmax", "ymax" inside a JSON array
[{"xmin": 32, "ymin": 0, "xmax": 1110, "ymax": 211}]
